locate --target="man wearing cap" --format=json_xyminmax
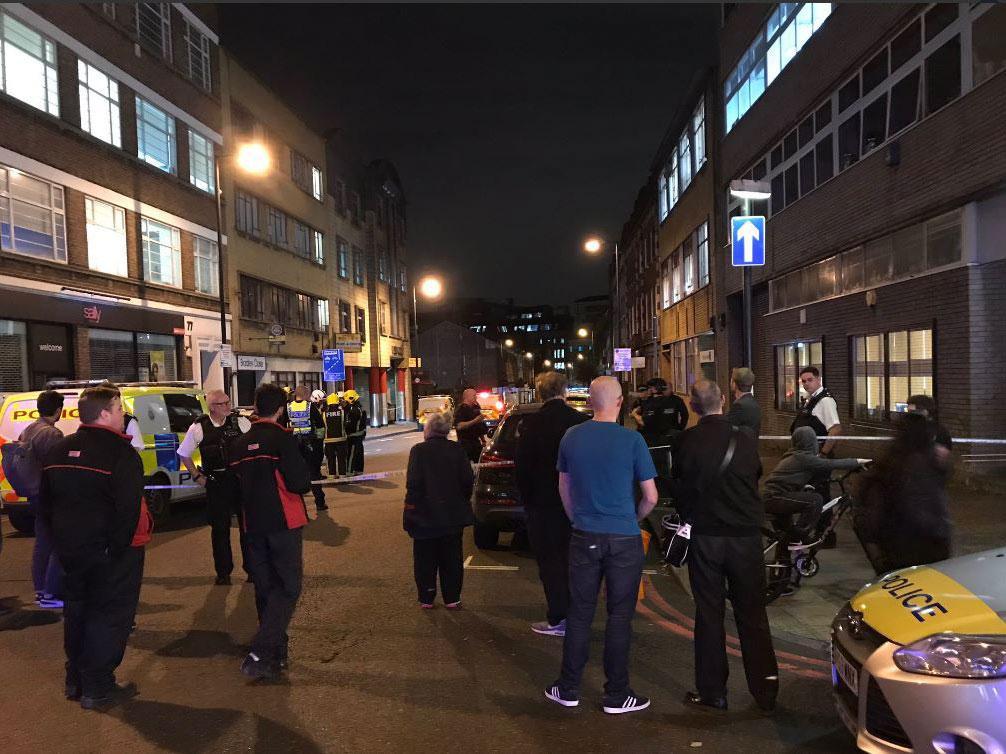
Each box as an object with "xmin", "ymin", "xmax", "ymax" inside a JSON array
[
  {"xmin": 727, "ymin": 367, "xmax": 761, "ymax": 441},
  {"xmin": 635, "ymin": 377, "xmax": 688, "ymax": 448},
  {"xmin": 287, "ymin": 386, "xmax": 327, "ymax": 511}
]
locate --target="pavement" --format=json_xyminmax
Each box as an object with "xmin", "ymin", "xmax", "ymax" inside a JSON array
[{"xmin": 0, "ymin": 431, "xmax": 996, "ymax": 752}]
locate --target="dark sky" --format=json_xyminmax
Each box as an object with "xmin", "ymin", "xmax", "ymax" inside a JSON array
[{"xmin": 220, "ymin": 3, "xmax": 719, "ymax": 306}]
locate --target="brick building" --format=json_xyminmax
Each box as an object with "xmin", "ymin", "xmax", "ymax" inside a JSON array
[
  {"xmin": 719, "ymin": 2, "xmax": 1006, "ymax": 449},
  {"xmin": 0, "ymin": 4, "xmax": 223, "ymax": 391}
]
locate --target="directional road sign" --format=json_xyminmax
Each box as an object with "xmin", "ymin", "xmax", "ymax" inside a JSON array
[
  {"xmin": 731, "ymin": 215, "xmax": 766, "ymax": 267},
  {"xmin": 322, "ymin": 349, "xmax": 345, "ymax": 382}
]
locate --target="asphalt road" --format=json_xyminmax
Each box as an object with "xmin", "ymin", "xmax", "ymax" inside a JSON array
[{"xmin": 0, "ymin": 432, "xmax": 857, "ymax": 753}]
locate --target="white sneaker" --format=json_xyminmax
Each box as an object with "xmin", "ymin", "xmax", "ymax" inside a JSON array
[{"xmin": 531, "ymin": 619, "xmax": 566, "ymax": 637}]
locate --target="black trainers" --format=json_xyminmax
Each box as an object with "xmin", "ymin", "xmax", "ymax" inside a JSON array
[
  {"xmin": 241, "ymin": 652, "xmax": 279, "ymax": 680},
  {"xmin": 602, "ymin": 690, "xmax": 651, "ymax": 714},
  {"xmin": 683, "ymin": 690, "xmax": 727, "ymax": 710},
  {"xmin": 214, "ymin": 575, "xmax": 231, "ymax": 586},
  {"xmin": 80, "ymin": 682, "xmax": 138, "ymax": 712},
  {"xmin": 544, "ymin": 684, "xmax": 579, "ymax": 707}
]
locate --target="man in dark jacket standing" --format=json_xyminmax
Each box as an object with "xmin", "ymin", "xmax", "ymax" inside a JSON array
[
  {"xmin": 670, "ymin": 380, "xmax": 778, "ymax": 712},
  {"xmin": 515, "ymin": 371, "xmax": 587, "ymax": 637},
  {"xmin": 40, "ymin": 385, "xmax": 147, "ymax": 711},
  {"xmin": 229, "ymin": 383, "xmax": 312, "ymax": 679},
  {"xmin": 726, "ymin": 367, "xmax": 761, "ymax": 441}
]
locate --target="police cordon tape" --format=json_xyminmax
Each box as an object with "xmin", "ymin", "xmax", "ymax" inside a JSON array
[{"xmin": 646, "ymin": 435, "xmax": 1006, "ymax": 450}]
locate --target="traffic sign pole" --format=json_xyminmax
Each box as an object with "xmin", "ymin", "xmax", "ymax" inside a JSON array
[
  {"xmin": 744, "ymin": 264, "xmax": 753, "ymax": 366},
  {"xmin": 730, "ymin": 210, "xmax": 766, "ymax": 367}
]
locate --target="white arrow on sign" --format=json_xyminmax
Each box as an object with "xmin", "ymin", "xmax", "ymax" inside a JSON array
[{"xmin": 737, "ymin": 220, "xmax": 760, "ymax": 263}]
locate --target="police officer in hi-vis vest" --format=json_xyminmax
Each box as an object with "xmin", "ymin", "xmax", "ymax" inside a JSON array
[
  {"xmin": 288, "ymin": 385, "xmax": 328, "ymax": 511},
  {"xmin": 178, "ymin": 389, "xmax": 251, "ymax": 585},
  {"xmin": 323, "ymin": 392, "xmax": 349, "ymax": 477}
]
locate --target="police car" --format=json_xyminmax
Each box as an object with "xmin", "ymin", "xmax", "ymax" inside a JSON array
[
  {"xmin": 0, "ymin": 382, "xmax": 208, "ymax": 532},
  {"xmin": 832, "ymin": 550, "xmax": 1006, "ymax": 753}
]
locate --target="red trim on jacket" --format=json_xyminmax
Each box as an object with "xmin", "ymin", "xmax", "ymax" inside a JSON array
[
  {"xmin": 43, "ymin": 464, "xmax": 112, "ymax": 475},
  {"xmin": 274, "ymin": 470, "xmax": 308, "ymax": 529},
  {"xmin": 228, "ymin": 453, "xmax": 281, "ymax": 468},
  {"xmin": 131, "ymin": 497, "xmax": 153, "ymax": 547}
]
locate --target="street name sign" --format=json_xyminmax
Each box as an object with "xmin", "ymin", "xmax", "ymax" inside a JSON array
[{"xmin": 731, "ymin": 215, "xmax": 766, "ymax": 266}]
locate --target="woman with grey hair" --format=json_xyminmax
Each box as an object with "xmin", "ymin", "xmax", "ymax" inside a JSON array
[{"xmin": 403, "ymin": 410, "xmax": 475, "ymax": 608}]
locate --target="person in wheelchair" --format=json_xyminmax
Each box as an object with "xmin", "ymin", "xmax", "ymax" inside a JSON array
[{"xmin": 763, "ymin": 426, "xmax": 863, "ymax": 546}]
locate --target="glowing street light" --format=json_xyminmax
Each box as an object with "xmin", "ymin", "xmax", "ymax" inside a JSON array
[
  {"xmin": 577, "ymin": 327, "xmax": 589, "ymax": 338},
  {"xmin": 583, "ymin": 237, "xmax": 603, "ymax": 254},
  {"xmin": 417, "ymin": 275, "xmax": 443, "ymax": 300},
  {"xmin": 543, "ymin": 359, "xmax": 552, "ymax": 368},
  {"xmin": 577, "ymin": 353, "xmax": 584, "ymax": 361},
  {"xmin": 235, "ymin": 142, "xmax": 271, "ymax": 175},
  {"xmin": 504, "ymin": 339, "xmax": 514, "ymax": 348},
  {"xmin": 525, "ymin": 352, "xmax": 533, "ymax": 360}
]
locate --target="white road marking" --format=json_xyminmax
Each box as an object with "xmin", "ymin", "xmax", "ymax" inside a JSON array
[
  {"xmin": 464, "ymin": 555, "xmax": 473, "ymax": 567},
  {"xmin": 463, "ymin": 553, "xmax": 519, "ymax": 571}
]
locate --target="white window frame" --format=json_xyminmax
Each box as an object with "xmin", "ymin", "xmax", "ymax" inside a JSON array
[
  {"xmin": 0, "ymin": 164, "xmax": 67, "ymax": 263},
  {"xmin": 317, "ymin": 299, "xmax": 330, "ymax": 330},
  {"xmin": 693, "ymin": 100, "xmax": 706, "ymax": 167},
  {"xmin": 84, "ymin": 196, "xmax": 127, "ymax": 277},
  {"xmin": 0, "ymin": 10, "xmax": 60, "ymax": 116},
  {"xmin": 188, "ymin": 129, "xmax": 214, "ymax": 194},
  {"xmin": 78, "ymin": 60, "xmax": 121, "ymax": 147},
  {"xmin": 313, "ymin": 230, "xmax": 324, "ymax": 265},
  {"xmin": 136, "ymin": 96, "xmax": 176, "ymax": 174},
  {"xmin": 311, "ymin": 166, "xmax": 323, "ymax": 201},
  {"xmin": 193, "ymin": 236, "xmax": 219, "ymax": 295},
  {"xmin": 141, "ymin": 217, "xmax": 182, "ymax": 287},
  {"xmin": 184, "ymin": 21, "xmax": 211, "ymax": 92},
  {"xmin": 136, "ymin": 3, "xmax": 171, "ymax": 60}
]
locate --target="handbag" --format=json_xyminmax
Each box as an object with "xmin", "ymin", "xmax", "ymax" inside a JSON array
[{"xmin": 662, "ymin": 427, "xmax": 738, "ymax": 567}]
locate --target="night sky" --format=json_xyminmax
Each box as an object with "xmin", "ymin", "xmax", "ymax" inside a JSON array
[{"xmin": 220, "ymin": 3, "xmax": 719, "ymax": 306}]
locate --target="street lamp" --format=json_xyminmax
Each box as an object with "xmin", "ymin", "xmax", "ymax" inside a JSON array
[
  {"xmin": 543, "ymin": 359, "xmax": 552, "ymax": 368},
  {"xmin": 504, "ymin": 338, "xmax": 514, "ymax": 348},
  {"xmin": 583, "ymin": 236, "xmax": 619, "ymax": 375},
  {"xmin": 215, "ymin": 140, "xmax": 271, "ymax": 400},
  {"xmin": 577, "ymin": 353, "xmax": 584, "ymax": 361},
  {"xmin": 411, "ymin": 274, "xmax": 444, "ymax": 342},
  {"xmin": 525, "ymin": 352, "xmax": 533, "ymax": 360},
  {"xmin": 729, "ymin": 179, "xmax": 771, "ymax": 366},
  {"xmin": 577, "ymin": 327, "xmax": 588, "ymax": 338}
]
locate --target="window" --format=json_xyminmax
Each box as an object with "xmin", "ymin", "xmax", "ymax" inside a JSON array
[
  {"xmin": 337, "ymin": 238, "xmax": 349, "ymax": 279},
  {"xmin": 0, "ymin": 165, "xmax": 67, "ymax": 262},
  {"xmin": 267, "ymin": 207, "xmax": 287, "ymax": 246},
  {"xmin": 774, "ymin": 340, "xmax": 823, "ymax": 411},
  {"xmin": 89, "ymin": 330, "xmax": 179, "ymax": 384},
  {"xmin": 678, "ymin": 133, "xmax": 692, "ymax": 191},
  {"xmin": 293, "ymin": 221, "xmax": 311, "ymax": 259},
  {"xmin": 188, "ymin": 130, "xmax": 214, "ymax": 193},
  {"xmin": 184, "ymin": 21, "xmax": 211, "ymax": 91},
  {"xmin": 78, "ymin": 61, "xmax": 120, "ymax": 147},
  {"xmin": 854, "ymin": 328, "xmax": 933, "ymax": 420},
  {"xmin": 311, "ymin": 166, "xmax": 323, "ymax": 201},
  {"xmin": 313, "ymin": 230, "xmax": 324, "ymax": 265},
  {"xmin": 238, "ymin": 274, "xmax": 323, "ymax": 330},
  {"xmin": 661, "ymin": 258, "xmax": 671, "ymax": 309},
  {"xmin": 352, "ymin": 245, "xmax": 364, "ymax": 285},
  {"xmin": 136, "ymin": 3, "xmax": 171, "ymax": 59},
  {"xmin": 889, "ymin": 69, "xmax": 920, "ymax": 135},
  {"xmin": 925, "ymin": 35, "xmax": 961, "ymax": 115},
  {"xmin": 141, "ymin": 218, "xmax": 181, "ymax": 286},
  {"xmin": 972, "ymin": 4, "xmax": 1006, "ymax": 87},
  {"xmin": 235, "ymin": 191, "xmax": 259, "ymax": 234},
  {"xmin": 862, "ymin": 48, "xmax": 889, "ymax": 96},
  {"xmin": 379, "ymin": 300, "xmax": 388, "ymax": 335},
  {"xmin": 682, "ymin": 235, "xmax": 695, "ymax": 295},
  {"xmin": 0, "ymin": 11, "xmax": 59, "ymax": 116},
  {"xmin": 891, "ymin": 19, "xmax": 921, "ymax": 70},
  {"xmin": 290, "ymin": 150, "xmax": 322, "ymax": 199},
  {"xmin": 378, "ymin": 253, "xmax": 388, "ymax": 282},
  {"xmin": 697, "ymin": 221, "xmax": 709, "ymax": 288},
  {"xmin": 924, "ymin": 3, "xmax": 957, "ymax": 43},
  {"xmin": 163, "ymin": 393, "xmax": 202, "ymax": 432},
  {"xmin": 837, "ymin": 113, "xmax": 860, "ymax": 170},
  {"xmin": 725, "ymin": 3, "xmax": 832, "ymax": 132},
  {"xmin": 658, "ymin": 174, "xmax": 668, "ymax": 221},
  {"xmin": 355, "ymin": 306, "xmax": 366, "ymax": 341},
  {"xmin": 339, "ymin": 301, "xmax": 351, "ymax": 332},
  {"xmin": 84, "ymin": 197, "xmax": 127, "ymax": 276},
  {"xmin": 861, "ymin": 94, "xmax": 888, "ymax": 153},
  {"xmin": 671, "ymin": 252, "xmax": 682, "ymax": 303},
  {"xmin": 193, "ymin": 236, "xmax": 218, "ymax": 295},
  {"xmin": 316, "ymin": 299, "xmax": 329, "ymax": 329},
  {"xmin": 136, "ymin": 96, "xmax": 176, "ymax": 174}
]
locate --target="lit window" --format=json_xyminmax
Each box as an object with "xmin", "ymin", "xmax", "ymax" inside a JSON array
[
  {"xmin": 658, "ymin": 174, "xmax": 668, "ymax": 221},
  {"xmin": 141, "ymin": 217, "xmax": 181, "ymax": 287},
  {"xmin": 353, "ymin": 246, "xmax": 364, "ymax": 285},
  {"xmin": 85, "ymin": 197, "xmax": 127, "ymax": 276},
  {"xmin": 697, "ymin": 221, "xmax": 710, "ymax": 288},
  {"xmin": 0, "ymin": 12, "xmax": 59, "ymax": 116},
  {"xmin": 78, "ymin": 61, "xmax": 120, "ymax": 147},
  {"xmin": 311, "ymin": 166, "xmax": 323, "ymax": 201},
  {"xmin": 337, "ymin": 238, "xmax": 349, "ymax": 278},
  {"xmin": 854, "ymin": 329, "xmax": 933, "ymax": 419},
  {"xmin": 775, "ymin": 340, "xmax": 823, "ymax": 411},
  {"xmin": 193, "ymin": 236, "xmax": 219, "ymax": 295},
  {"xmin": 136, "ymin": 3, "xmax": 171, "ymax": 59},
  {"xmin": 188, "ymin": 130, "xmax": 215, "ymax": 193},
  {"xmin": 136, "ymin": 96, "xmax": 176, "ymax": 173},
  {"xmin": 693, "ymin": 100, "xmax": 706, "ymax": 167},
  {"xmin": 313, "ymin": 230, "xmax": 324, "ymax": 265},
  {"xmin": 184, "ymin": 22, "xmax": 211, "ymax": 91},
  {"xmin": 678, "ymin": 133, "xmax": 692, "ymax": 191},
  {"xmin": 0, "ymin": 165, "xmax": 66, "ymax": 262},
  {"xmin": 317, "ymin": 299, "xmax": 330, "ymax": 329}
]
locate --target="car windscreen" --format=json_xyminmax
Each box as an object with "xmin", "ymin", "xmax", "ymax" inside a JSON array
[{"xmin": 490, "ymin": 412, "xmax": 531, "ymax": 457}]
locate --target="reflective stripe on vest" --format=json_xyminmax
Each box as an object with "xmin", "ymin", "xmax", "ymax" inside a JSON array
[{"xmin": 288, "ymin": 400, "xmax": 312, "ymax": 435}]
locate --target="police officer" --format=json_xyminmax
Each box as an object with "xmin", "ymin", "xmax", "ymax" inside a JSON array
[
  {"xmin": 323, "ymin": 392, "xmax": 348, "ymax": 477},
  {"xmin": 790, "ymin": 366, "xmax": 842, "ymax": 542},
  {"xmin": 343, "ymin": 390, "xmax": 368, "ymax": 474},
  {"xmin": 288, "ymin": 385, "xmax": 327, "ymax": 511},
  {"xmin": 635, "ymin": 377, "xmax": 688, "ymax": 447},
  {"xmin": 40, "ymin": 385, "xmax": 151, "ymax": 711},
  {"xmin": 178, "ymin": 389, "xmax": 251, "ymax": 585}
]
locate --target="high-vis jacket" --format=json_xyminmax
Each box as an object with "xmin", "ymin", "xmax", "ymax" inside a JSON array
[
  {"xmin": 228, "ymin": 419, "xmax": 312, "ymax": 534},
  {"xmin": 287, "ymin": 400, "xmax": 313, "ymax": 437},
  {"xmin": 40, "ymin": 424, "xmax": 147, "ymax": 562}
]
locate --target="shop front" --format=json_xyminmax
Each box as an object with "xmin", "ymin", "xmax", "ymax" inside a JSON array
[{"xmin": 233, "ymin": 354, "xmax": 322, "ymax": 407}]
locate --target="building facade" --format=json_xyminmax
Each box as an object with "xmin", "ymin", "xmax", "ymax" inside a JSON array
[
  {"xmin": 0, "ymin": 3, "xmax": 224, "ymax": 391},
  {"xmin": 719, "ymin": 2, "xmax": 1006, "ymax": 450}
]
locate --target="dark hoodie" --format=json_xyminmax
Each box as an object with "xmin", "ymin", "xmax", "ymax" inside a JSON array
[{"xmin": 763, "ymin": 426, "xmax": 860, "ymax": 499}]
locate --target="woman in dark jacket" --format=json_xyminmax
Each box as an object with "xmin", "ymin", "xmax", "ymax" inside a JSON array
[
  {"xmin": 404, "ymin": 411, "xmax": 475, "ymax": 608},
  {"xmin": 857, "ymin": 411, "xmax": 952, "ymax": 574}
]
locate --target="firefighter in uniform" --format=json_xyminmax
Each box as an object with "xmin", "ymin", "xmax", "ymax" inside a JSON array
[
  {"xmin": 344, "ymin": 390, "xmax": 368, "ymax": 474},
  {"xmin": 288, "ymin": 385, "xmax": 327, "ymax": 511},
  {"xmin": 323, "ymin": 392, "xmax": 349, "ymax": 477},
  {"xmin": 178, "ymin": 389, "xmax": 251, "ymax": 585}
]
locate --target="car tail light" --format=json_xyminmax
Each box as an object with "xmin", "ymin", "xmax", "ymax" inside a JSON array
[{"xmin": 480, "ymin": 450, "xmax": 509, "ymax": 465}]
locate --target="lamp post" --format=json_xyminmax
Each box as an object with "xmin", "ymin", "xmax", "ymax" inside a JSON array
[
  {"xmin": 584, "ymin": 236, "xmax": 618, "ymax": 375},
  {"xmin": 214, "ymin": 141, "xmax": 271, "ymax": 400},
  {"xmin": 411, "ymin": 274, "xmax": 443, "ymax": 343},
  {"xmin": 728, "ymin": 179, "xmax": 772, "ymax": 366}
]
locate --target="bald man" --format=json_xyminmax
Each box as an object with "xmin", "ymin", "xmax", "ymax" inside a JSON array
[
  {"xmin": 545, "ymin": 376, "xmax": 658, "ymax": 714},
  {"xmin": 454, "ymin": 388, "xmax": 488, "ymax": 463},
  {"xmin": 178, "ymin": 390, "xmax": 251, "ymax": 585}
]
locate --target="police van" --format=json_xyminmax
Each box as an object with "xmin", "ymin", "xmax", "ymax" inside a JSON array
[{"xmin": 0, "ymin": 382, "xmax": 208, "ymax": 533}]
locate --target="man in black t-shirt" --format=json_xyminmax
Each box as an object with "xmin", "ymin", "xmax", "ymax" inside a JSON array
[{"xmin": 454, "ymin": 388, "xmax": 487, "ymax": 463}]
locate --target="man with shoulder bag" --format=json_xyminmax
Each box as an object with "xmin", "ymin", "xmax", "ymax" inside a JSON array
[{"xmin": 669, "ymin": 380, "xmax": 777, "ymax": 713}]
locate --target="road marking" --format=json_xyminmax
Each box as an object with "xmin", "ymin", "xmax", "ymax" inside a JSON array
[
  {"xmin": 463, "ymin": 554, "xmax": 519, "ymax": 571},
  {"xmin": 464, "ymin": 555, "xmax": 473, "ymax": 567}
]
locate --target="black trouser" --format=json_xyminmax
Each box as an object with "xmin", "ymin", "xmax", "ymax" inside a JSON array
[
  {"xmin": 206, "ymin": 473, "xmax": 247, "ymax": 579},
  {"xmin": 244, "ymin": 528, "xmax": 303, "ymax": 664},
  {"xmin": 347, "ymin": 435, "xmax": 365, "ymax": 474},
  {"xmin": 688, "ymin": 534, "xmax": 778, "ymax": 702},
  {"xmin": 559, "ymin": 530, "xmax": 644, "ymax": 697},
  {"xmin": 412, "ymin": 530, "xmax": 463, "ymax": 605},
  {"xmin": 764, "ymin": 491, "xmax": 823, "ymax": 540},
  {"xmin": 461, "ymin": 441, "xmax": 482, "ymax": 464},
  {"xmin": 324, "ymin": 440, "xmax": 348, "ymax": 477},
  {"xmin": 297, "ymin": 439, "xmax": 326, "ymax": 506},
  {"xmin": 525, "ymin": 506, "xmax": 571, "ymax": 626},
  {"xmin": 63, "ymin": 546, "xmax": 145, "ymax": 698}
]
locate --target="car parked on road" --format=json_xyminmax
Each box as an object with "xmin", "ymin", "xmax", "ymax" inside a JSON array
[
  {"xmin": 832, "ymin": 548, "xmax": 1006, "ymax": 753},
  {"xmin": 416, "ymin": 394, "xmax": 455, "ymax": 430}
]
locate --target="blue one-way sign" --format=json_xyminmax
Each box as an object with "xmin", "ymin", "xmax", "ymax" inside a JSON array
[
  {"xmin": 731, "ymin": 215, "xmax": 766, "ymax": 267},
  {"xmin": 322, "ymin": 349, "xmax": 345, "ymax": 382}
]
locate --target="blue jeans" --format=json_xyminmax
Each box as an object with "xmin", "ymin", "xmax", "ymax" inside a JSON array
[
  {"xmin": 30, "ymin": 498, "xmax": 63, "ymax": 597},
  {"xmin": 559, "ymin": 530, "xmax": 644, "ymax": 697}
]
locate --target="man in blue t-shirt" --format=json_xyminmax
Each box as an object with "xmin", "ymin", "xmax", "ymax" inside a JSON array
[{"xmin": 543, "ymin": 376, "xmax": 658, "ymax": 715}]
